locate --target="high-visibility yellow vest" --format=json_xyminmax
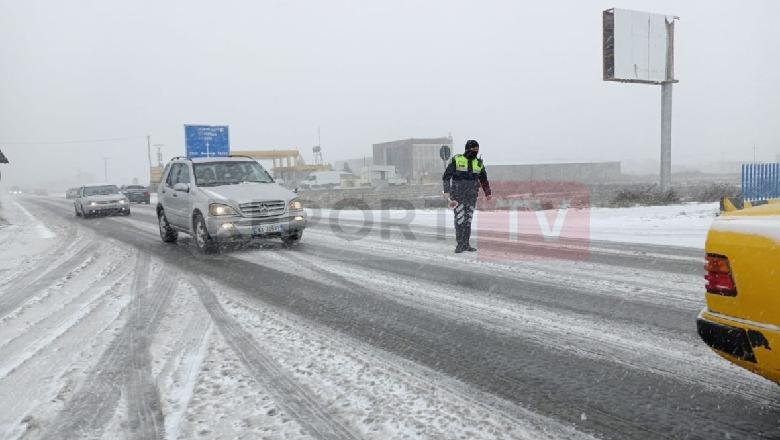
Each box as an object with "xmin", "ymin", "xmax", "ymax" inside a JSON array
[{"xmin": 453, "ymin": 154, "xmax": 483, "ymax": 173}]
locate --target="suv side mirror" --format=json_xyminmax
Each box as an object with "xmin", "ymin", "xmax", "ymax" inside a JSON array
[
  {"xmin": 173, "ymin": 183, "xmax": 190, "ymax": 192},
  {"xmin": 294, "ymin": 187, "xmax": 299, "ymax": 194}
]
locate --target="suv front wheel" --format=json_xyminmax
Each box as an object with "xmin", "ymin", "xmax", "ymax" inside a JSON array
[
  {"xmin": 158, "ymin": 209, "xmax": 178, "ymax": 243},
  {"xmin": 193, "ymin": 213, "xmax": 217, "ymax": 254},
  {"xmin": 282, "ymin": 231, "xmax": 302, "ymax": 247}
]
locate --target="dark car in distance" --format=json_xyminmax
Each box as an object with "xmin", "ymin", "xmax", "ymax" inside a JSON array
[{"xmin": 120, "ymin": 185, "xmax": 151, "ymax": 204}]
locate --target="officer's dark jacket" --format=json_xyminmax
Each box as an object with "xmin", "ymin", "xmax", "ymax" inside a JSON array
[{"xmin": 442, "ymin": 154, "xmax": 491, "ymax": 196}]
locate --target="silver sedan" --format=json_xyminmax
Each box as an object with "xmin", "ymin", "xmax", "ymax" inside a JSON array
[{"xmin": 74, "ymin": 184, "xmax": 130, "ymax": 217}]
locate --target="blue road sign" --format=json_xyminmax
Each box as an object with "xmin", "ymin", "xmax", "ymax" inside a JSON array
[{"xmin": 184, "ymin": 125, "xmax": 230, "ymax": 158}]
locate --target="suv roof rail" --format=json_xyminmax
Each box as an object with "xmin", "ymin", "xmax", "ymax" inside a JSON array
[
  {"xmin": 169, "ymin": 156, "xmax": 192, "ymax": 161},
  {"xmin": 228, "ymin": 154, "xmax": 254, "ymax": 159}
]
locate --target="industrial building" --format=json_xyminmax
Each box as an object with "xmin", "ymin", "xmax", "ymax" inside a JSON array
[{"xmin": 372, "ymin": 137, "xmax": 453, "ymax": 184}]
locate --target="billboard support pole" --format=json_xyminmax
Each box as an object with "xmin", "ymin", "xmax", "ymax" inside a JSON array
[
  {"xmin": 660, "ymin": 16, "xmax": 675, "ymax": 192},
  {"xmin": 660, "ymin": 82, "xmax": 672, "ymax": 191}
]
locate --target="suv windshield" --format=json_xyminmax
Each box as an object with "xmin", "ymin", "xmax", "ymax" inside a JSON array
[
  {"xmin": 84, "ymin": 185, "xmax": 120, "ymax": 196},
  {"xmin": 193, "ymin": 161, "xmax": 273, "ymax": 186},
  {"xmin": 125, "ymin": 185, "xmax": 145, "ymax": 190}
]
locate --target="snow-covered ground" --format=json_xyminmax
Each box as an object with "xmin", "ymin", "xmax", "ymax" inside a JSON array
[
  {"xmin": 311, "ymin": 202, "xmax": 719, "ymax": 249},
  {"xmin": 2, "ymin": 195, "xmax": 772, "ymax": 440},
  {"xmin": 0, "ymin": 196, "xmax": 600, "ymax": 439}
]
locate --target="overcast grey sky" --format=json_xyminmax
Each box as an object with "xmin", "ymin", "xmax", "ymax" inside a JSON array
[{"xmin": 1, "ymin": 0, "xmax": 778, "ymax": 187}]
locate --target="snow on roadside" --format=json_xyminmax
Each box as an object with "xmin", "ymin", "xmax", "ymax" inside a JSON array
[
  {"xmin": 588, "ymin": 202, "xmax": 718, "ymax": 248},
  {"xmin": 0, "ymin": 197, "xmax": 62, "ymax": 286},
  {"xmin": 311, "ymin": 202, "xmax": 719, "ymax": 249},
  {"xmin": 10, "ymin": 199, "xmax": 56, "ymax": 239}
]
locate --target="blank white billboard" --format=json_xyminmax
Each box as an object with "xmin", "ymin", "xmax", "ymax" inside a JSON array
[{"xmin": 603, "ymin": 8, "xmax": 676, "ymax": 84}]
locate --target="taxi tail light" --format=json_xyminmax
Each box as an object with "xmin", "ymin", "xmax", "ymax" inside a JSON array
[{"xmin": 705, "ymin": 254, "xmax": 737, "ymax": 296}]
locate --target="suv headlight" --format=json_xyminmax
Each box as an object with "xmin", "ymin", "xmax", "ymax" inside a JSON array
[
  {"xmin": 288, "ymin": 198, "xmax": 303, "ymax": 211},
  {"xmin": 209, "ymin": 203, "xmax": 237, "ymax": 216}
]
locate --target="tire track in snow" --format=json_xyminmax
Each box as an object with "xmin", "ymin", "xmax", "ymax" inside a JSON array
[
  {"xmin": 124, "ymin": 261, "xmax": 175, "ymax": 440},
  {"xmin": 0, "ymin": 244, "xmax": 96, "ymax": 322},
  {"xmin": 0, "ymin": 248, "xmax": 127, "ymax": 350},
  {"xmin": 266, "ymin": 251, "xmax": 772, "ymax": 438},
  {"xmin": 0, "ymin": 270, "xmax": 133, "ymax": 439},
  {"xmin": 294, "ymin": 240, "xmax": 697, "ymax": 334},
  {"xmin": 363, "ymin": 233, "xmax": 703, "ymax": 306},
  {"xmin": 286, "ymin": 250, "xmax": 780, "ymax": 409},
  {"xmin": 0, "ymin": 255, "xmax": 130, "ymax": 379},
  {"xmin": 216, "ymin": 277, "xmax": 601, "ymax": 440},
  {"xmin": 186, "ymin": 274, "xmax": 362, "ymax": 440},
  {"xmin": 42, "ymin": 252, "xmax": 174, "ymax": 440},
  {"xmin": 155, "ymin": 307, "xmax": 213, "ymax": 440},
  {"xmin": 306, "ymin": 229, "xmax": 704, "ymax": 309}
]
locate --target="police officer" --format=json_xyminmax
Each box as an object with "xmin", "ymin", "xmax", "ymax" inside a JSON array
[{"xmin": 442, "ymin": 139, "xmax": 491, "ymax": 253}]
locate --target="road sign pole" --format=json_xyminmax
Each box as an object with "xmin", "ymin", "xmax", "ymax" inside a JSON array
[{"xmin": 660, "ymin": 82, "xmax": 672, "ymax": 191}]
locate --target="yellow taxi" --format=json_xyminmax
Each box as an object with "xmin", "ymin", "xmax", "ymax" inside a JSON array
[{"xmin": 698, "ymin": 197, "xmax": 780, "ymax": 384}]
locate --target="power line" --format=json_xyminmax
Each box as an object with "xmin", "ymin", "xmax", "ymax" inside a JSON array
[{"xmin": 0, "ymin": 135, "xmax": 146, "ymax": 145}]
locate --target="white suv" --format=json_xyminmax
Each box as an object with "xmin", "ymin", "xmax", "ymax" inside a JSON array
[{"xmin": 156, "ymin": 156, "xmax": 306, "ymax": 252}]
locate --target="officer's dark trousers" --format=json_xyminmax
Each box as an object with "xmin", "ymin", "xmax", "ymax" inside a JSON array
[{"xmin": 452, "ymin": 190, "xmax": 477, "ymax": 249}]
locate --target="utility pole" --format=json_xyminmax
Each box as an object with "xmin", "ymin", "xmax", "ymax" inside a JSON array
[
  {"xmin": 146, "ymin": 135, "xmax": 152, "ymax": 168},
  {"xmin": 153, "ymin": 144, "xmax": 165, "ymax": 167},
  {"xmin": 103, "ymin": 157, "xmax": 109, "ymax": 182}
]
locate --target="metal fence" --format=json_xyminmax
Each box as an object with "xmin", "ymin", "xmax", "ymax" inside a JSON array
[{"xmin": 742, "ymin": 163, "xmax": 780, "ymax": 201}]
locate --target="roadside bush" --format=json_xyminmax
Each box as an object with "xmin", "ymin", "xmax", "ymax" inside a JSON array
[
  {"xmin": 609, "ymin": 186, "xmax": 681, "ymax": 207},
  {"xmin": 694, "ymin": 183, "xmax": 740, "ymax": 203}
]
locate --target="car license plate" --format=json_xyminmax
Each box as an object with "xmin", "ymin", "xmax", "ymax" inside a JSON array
[{"xmin": 253, "ymin": 224, "xmax": 282, "ymax": 235}]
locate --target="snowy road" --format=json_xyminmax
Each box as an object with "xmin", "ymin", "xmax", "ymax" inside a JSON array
[{"xmin": 1, "ymin": 196, "xmax": 778, "ymax": 440}]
